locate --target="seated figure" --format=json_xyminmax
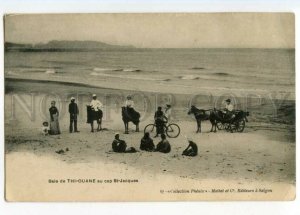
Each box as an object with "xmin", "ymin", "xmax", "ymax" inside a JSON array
[
  {"xmin": 140, "ymin": 132, "xmax": 155, "ymax": 151},
  {"xmin": 112, "ymin": 133, "xmax": 137, "ymax": 153},
  {"xmin": 182, "ymin": 138, "xmax": 198, "ymax": 157},
  {"xmin": 155, "ymin": 133, "xmax": 171, "ymax": 153}
]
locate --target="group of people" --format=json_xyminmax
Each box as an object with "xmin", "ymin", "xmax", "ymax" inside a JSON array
[
  {"xmin": 42, "ymin": 100, "xmax": 62, "ymax": 135},
  {"xmin": 41, "ymin": 94, "xmax": 234, "ymax": 159},
  {"xmin": 42, "ymin": 93, "xmax": 174, "ymax": 136},
  {"xmin": 112, "ymin": 132, "xmax": 198, "ymax": 157},
  {"xmin": 42, "ymin": 95, "xmax": 101, "ymax": 135}
]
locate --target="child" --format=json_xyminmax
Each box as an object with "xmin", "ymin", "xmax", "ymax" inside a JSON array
[{"xmin": 41, "ymin": 121, "xmax": 50, "ymax": 136}]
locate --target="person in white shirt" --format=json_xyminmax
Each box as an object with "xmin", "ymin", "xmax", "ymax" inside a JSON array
[
  {"xmin": 90, "ymin": 94, "xmax": 103, "ymax": 112},
  {"xmin": 223, "ymin": 99, "xmax": 234, "ymax": 119},
  {"xmin": 164, "ymin": 104, "xmax": 172, "ymax": 123},
  {"xmin": 125, "ymin": 95, "xmax": 134, "ymax": 108},
  {"xmin": 225, "ymin": 99, "xmax": 234, "ymax": 112},
  {"xmin": 124, "ymin": 95, "xmax": 138, "ymax": 118},
  {"xmin": 89, "ymin": 94, "xmax": 103, "ymax": 132}
]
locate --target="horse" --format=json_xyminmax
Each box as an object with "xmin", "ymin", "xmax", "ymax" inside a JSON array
[
  {"xmin": 121, "ymin": 106, "xmax": 140, "ymax": 134},
  {"xmin": 188, "ymin": 105, "xmax": 213, "ymax": 133},
  {"xmin": 86, "ymin": 105, "xmax": 103, "ymax": 132}
]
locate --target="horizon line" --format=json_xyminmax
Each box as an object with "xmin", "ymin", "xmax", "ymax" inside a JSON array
[{"xmin": 5, "ymin": 40, "xmax": 295, "ymax": 49}]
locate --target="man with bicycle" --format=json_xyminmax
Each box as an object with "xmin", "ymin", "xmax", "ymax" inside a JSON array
[{"xmin": 154, "ymin": 106, "xmax": 168, "ymax": 137}]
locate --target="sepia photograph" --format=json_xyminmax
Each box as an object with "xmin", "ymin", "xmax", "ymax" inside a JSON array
[{"xmin": 4, "ymin": 13, "xmax": 295, "ymax": 201}]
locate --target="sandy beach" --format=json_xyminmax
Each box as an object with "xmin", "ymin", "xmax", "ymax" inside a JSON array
[{"xmin": 4, "ymin": 78, "xmax": 295, "ymax": 201}]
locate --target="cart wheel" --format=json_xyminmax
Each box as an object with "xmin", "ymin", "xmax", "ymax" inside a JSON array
[
  {"xmin": 229, "ymin": 122, "xmax": 237, "ymax": 133},
  {"xmin": 236, "ymin": 119, "xmax": 246, "ymax": 132},
  {"xmin": 224, "ymin": 123, "xmax": 231, "ymax": 132}
]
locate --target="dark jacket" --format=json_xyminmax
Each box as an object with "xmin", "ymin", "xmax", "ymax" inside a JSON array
[
  {"xmin": 156, "ymin": 139, "xmax": 171, "ymax": 153},
  {"xmin": 49, "ymin": 106, "xmax": 59, "ymax": 121},
  {"xmin": 112, "ymin": 139, "xmax": 127, "ymax": 153},
  {"xmin": 140, "ymin": 137, "xmax": 155, "ymax": 151},
  {"xmin": 69, "ymin": 102, "xmax": 79, "ymax": 115}
]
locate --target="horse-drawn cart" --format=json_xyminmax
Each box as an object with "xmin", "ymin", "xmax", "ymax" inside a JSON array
[
  {"xmin": 216, "ymin": 111, "xmax": 248, "ymax": 133},
  {"xmin": 188, "ymin": 105, "xmax": 249, "ymax": 133}
]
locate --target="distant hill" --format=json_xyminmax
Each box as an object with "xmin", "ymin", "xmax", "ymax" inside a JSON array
[{"xmin": 5, "ymin": 40, "xmax": 135, "ymax": 52}]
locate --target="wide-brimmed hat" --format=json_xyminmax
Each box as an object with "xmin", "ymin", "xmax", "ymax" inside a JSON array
[
  {"xmin": 166, "ymin": 104, "xmax": 171, "ymax": 108},
  {"xmin": 70, "ymin": 97, "xmax": 75, "ymax": 101},
  {"xmin": 92, "ymin": 94, "xmax": 97, "ymax": 97},
  {"xmin": 225, "ymin": 99, "xmax": 231, "ymax": 102},
  {"xmin": 127, "ymin": 95, "xmax": 132, "ymax": 99}
]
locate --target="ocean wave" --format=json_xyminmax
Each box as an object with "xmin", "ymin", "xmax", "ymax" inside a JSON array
[
  {"xmin": 90, "ymin": 71, "xmax": 163, "ymax": 81},
  {"xmin": 93, "ymin": 67, "xmax": 143, "ymax": 73},
  {"xmin": 15, "ymin": 65, "xmax": 63, "ymax": 69},
  {"xmin": 180, "ymin": 75, "xmax": 200, "ymax": 80},
  {"xmin": 90, "ymin": 72, "xmax": 101, "ymax": 76},
  {"xmin": 45, "ymin": 69, "xmax": 56, "ymax": 74},
  {"xmin": 213, "ymin": 72, "xmax": 229, "ymax": 76},
  {"xmin": 191, "ymin": 67, "xmax": 205, "ymax": 70},
  {"xmin": 6, "ymin": 68, "xmax": 62, "ymax": 75},
  {"xmin": 123, "ymin": 68, "xmax": 142, "ymax": 72},
  {"xmin": 5, "ymin": 71, "xmax": 18, "ymax": 75},
  {"xmin": 93, "ymin": 67, "xmax": 115, "ymax": 72}
]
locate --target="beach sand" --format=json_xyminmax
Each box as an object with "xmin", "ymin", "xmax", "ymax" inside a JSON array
[{"xmin": 4, "ymin": 78, "xmax": 295, "ymax": 201}]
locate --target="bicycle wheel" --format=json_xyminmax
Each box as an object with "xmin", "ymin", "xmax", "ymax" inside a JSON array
[
  {"xmin": 166, "ymin": 123, "xmax": 180, "ymax": 138},
  {"xmin": 144, "ymin": 124, "xmax": 156, "ymax": 137}
]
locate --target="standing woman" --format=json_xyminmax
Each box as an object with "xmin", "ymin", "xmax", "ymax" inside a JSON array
[{"xmin": 49, "ymin": 101, "xmax": 61, "ymax": 135}]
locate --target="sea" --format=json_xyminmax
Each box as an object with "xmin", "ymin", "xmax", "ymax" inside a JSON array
[{"xmin": 4, "ymin": 48, "xmax": 295, "ymax": 99}]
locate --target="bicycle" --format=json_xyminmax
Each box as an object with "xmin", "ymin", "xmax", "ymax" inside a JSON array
[{"xmin": 144, "ymin": 120, "xmax": 180, "ymax": 138}]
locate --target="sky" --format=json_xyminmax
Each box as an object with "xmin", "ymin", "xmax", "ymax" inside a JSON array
[{"xmin": 4, "ymin": 13, "xmax": 295, "ymax": 48}]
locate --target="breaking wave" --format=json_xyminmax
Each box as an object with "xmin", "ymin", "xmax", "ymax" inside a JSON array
[{"xmin": 92, "ymin": 67, "xmax": 142, "ymax": 73}]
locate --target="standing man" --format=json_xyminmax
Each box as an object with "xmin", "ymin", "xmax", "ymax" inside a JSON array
[
  {"xmin": 69, "ymin": 97, "xmax": 79, "ymax": 133},
  {"xmin": 154, "ymin": 106, "xmax": 167, "ymax": 137},
  {"xmin": 90, "ymin": 94, "xmax": 103, "ymax": 132}
]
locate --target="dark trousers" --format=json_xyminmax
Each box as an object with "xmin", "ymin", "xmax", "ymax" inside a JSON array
[
  {"xmin": 155, "ymin": 119, "xmax": 165, "ymax": 134},
  {"xmin": 69, "ymin": 114, "xmax": 78, "ymax": 132}
]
